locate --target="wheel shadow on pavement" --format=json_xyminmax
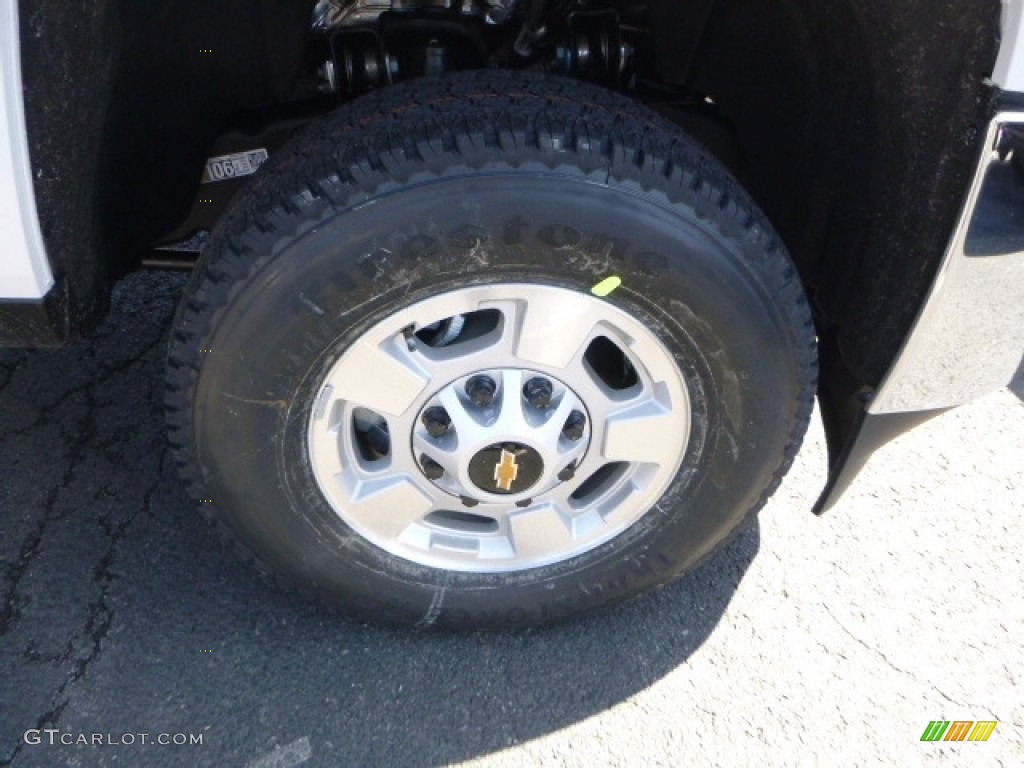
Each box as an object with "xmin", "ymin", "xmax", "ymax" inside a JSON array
[
  {"xmin": 0, "ymin": 271, "xmax": 757, "ymax": 768},
  {"xmin": 1009, "ymin": 353, "xmax": 1024, "ymax": 402}
]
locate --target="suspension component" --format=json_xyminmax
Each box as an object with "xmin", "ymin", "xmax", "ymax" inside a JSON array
[
  {"xmin": 332, "ymin": 28, "xmax": 394, "ymax": 95},
  {"xmin": 328, "ymin": 10, "xmax": 489, "ymax": 99},
  {"xmin": 320, "ymin": 1, "xmax": 634, "ymax": 101},
  {"xmin": 552, "ymin": 9, "xmax": 633, "ymax": 86}
]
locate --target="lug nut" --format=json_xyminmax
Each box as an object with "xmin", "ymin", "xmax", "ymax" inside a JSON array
[
  {"xmin": 515, "ymin": 498, "xmax": 533, "ymax": 508},
  {"xmin": 465, "ymin": 375, "xmax": 497, "ymax": 406},
  {"xmin": 460, "ymin": 495, "xmax": 480, "ymax": 508},
  {"xmin": 557, "ymin": 465, "xmax": 576, "ymax": 482},
  {"xmin": 420, "ymin": 455, "xmax": 444, "ymax": 480},
  {"xmin": 563, "ymin": 410, "xmax": 587, "ymax": 441},
  {"xmin": 421, "ymin": 406, "xmax": 451, "ymax": 438},
  {"xmin": 523, "ymin": 377, "xmax": 553, "ymax": 409}
]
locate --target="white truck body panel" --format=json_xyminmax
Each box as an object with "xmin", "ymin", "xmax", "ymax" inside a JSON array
[
  {"xmin": 0, "ymin": 0, "xmax": 54, "ymax": 300},
  {"xmin": 995, "ymin": 0, "xmax": 1024, "ymax": 91}
]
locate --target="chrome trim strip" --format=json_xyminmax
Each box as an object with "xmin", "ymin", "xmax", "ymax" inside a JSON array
[
  {"xmin": 0, "ymin": 0, "xmax": 54, "ymax": 300},
  {"xmin": 869, "ymin": 112, "xmax": 1024, "ymax": 414}
]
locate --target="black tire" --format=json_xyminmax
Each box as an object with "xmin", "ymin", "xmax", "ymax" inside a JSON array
[{"xmin": 166, "ymin": 71, "xmax": 816, "ymax": 630}]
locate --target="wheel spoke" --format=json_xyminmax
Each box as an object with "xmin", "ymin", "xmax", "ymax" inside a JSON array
[
  {"xmin": 601, "ymin": 400, "xmax": 682, "ymax": 465},
  {"xmin": 507, "ymin": 501, "xmax": 575, "ymax": 560},
  {"xmin": 505, "ymin": 294, "xmax": 602, "ymax": 370},
  {"xmin": 343, "ymin": 474, "xmax": 435, "ymax": 539},
  {"xmin": 436, "ymin": 386, "xmax": 485, "ymax": 438},
  {"xmin": 326, "ymin": 335, "xmax": 429, "ymax": 418}
]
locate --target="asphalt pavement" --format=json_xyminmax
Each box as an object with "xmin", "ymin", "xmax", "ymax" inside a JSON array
[{"xmin": 1, "ymin": 270, "xmax": 1021, "ymax": 768}]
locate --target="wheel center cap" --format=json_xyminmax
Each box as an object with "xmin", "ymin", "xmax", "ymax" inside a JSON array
[{"xmin": 467, "ymin": 442, "xmax": 544, "ymax": 495}]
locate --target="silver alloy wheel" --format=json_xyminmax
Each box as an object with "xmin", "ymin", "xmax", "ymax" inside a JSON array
[{"xmin": 307, "ymin": 284, "xmax": 691, "ymax": 572}]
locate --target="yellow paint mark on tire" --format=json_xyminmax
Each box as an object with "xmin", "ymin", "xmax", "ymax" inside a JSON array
[{"xmin": 590, "ymin": 275, "xmax": 622, "ymax": 297}]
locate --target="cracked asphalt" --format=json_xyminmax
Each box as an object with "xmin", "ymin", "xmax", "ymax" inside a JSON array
[{"xmin": 1, "ymin": 270, "xmax": 1022, "ymax": 768}]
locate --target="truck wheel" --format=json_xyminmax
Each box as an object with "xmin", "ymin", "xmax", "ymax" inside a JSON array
[{"xmin": 165, "ymin": 71, "xmax": 816, "ymax": 629}]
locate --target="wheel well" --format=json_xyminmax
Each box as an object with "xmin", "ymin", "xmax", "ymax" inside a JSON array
[
  {"xmin": 651, "ymin": 0, "xmax": 1000, "ymax": 384},
  {"xmin": 22, "ymin": 0, "xmax": 1000, "ymax": 382},
  {"xmin": 19, "ymin": 0, "xmax": 316, "ymax": 339}
]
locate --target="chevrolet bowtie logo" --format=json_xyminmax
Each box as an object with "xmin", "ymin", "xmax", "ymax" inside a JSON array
[{"xmin": 493, "ymin": 449, "xmax": 520, "ymax": 491}]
